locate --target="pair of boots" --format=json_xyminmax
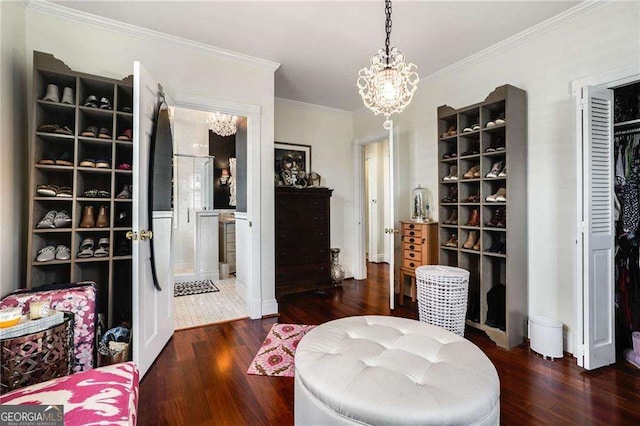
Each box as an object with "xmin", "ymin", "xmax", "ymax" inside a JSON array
[
  {"xmin": 441, "ymin": 187, "xmax": 458, "ymax": 203},
  {"xmin": 487, "ymin": 236, "xmax": 506, "ymax": 254},
  {"xmin": 443, "ymin": 209, "xmax": 457, "ymax": 225},
  {"xmin": 462, "ymin": 231, "xmax": 480, "ymax": 250},
  {"xmin": 486, "ymin": 208, "xmax": 506, "ymax": 228},
  {"xmin": 80, "ymin": 205, "xmax": 108, "ymax": 228},
  {"xmin": 465, "ymin": 209, "xmax": 480, "ymax": 226}
]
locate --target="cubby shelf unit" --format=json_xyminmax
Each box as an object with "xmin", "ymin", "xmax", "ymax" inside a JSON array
[{"xmin": 437, "ymin": 84, "xmax": 527, "ymax": 349}]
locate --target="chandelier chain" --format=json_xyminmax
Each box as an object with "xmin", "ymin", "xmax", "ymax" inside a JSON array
[{"xmin": 385, "ymin": 0, "xmax": 392, "ymax": 62}]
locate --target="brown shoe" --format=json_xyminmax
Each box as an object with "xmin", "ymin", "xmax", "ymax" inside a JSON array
[
  {"xmin": 463, "ymin": 231, "xmax": 478, "ymax": 249},
  {"xmin": 79, "ymin": 205, "xmax": 95, "ymax": 228},
  {"xmin": 444, "ymin": 234, "xmax": 458, "ymax": 248},
  {"xmin": 465, "ymin": 209, "xmax": 479, "ymax": 226},
  {"xmin": 486, "ymin": 208, "xmax": 502, "ymax": 227},
  {"xmin": 463, "ymin": 165, "xmax": 479, "ymax": 179},
  {"xmin": 96, "ymin": 205, "xmax": 109, "ymax": 228},
  {"xmin": 472, "ymin": 239, "xmax": 481, "ymax": 251},
  {"xmin": 444, "ymin": 209, "xmax": 457, "ymax": 225}
]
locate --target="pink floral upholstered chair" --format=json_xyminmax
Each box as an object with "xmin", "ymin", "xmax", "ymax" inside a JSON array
[
  {"xmin": 0, "ymin": 361, "xmax": 139, "ymax": 425},
  {"xmin": 0, "ymin": 281, "xmax": 97, "ymax": 372}
]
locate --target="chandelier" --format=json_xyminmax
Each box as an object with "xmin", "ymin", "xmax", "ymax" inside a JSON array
[
  {"xmin": 207, "ymin": 112, "xmax": 237, "ymax": 137},
  {"xmin": 357, "ymin": 0, "xmax": 419, "ymax": 129}
]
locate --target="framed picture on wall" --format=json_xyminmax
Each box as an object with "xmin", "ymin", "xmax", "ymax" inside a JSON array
[{"xmin": 274, "ymin": 142, "xmax": 311, "ymax": 177}]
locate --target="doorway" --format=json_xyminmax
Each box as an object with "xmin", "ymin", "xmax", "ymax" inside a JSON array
[
  {"xmin": 574, "ymin": 64, "xmax": 640, "ymax": 369},
  {"xmin": 353, "ymin": 127, "xmax": 400, "ymax": 310},
  {"xmin": 171, "ymin": 106, "xmax": 248, "ymax": 329},
  {"xmin": 364, "ymin": 140, "xmax": 391, "ymax": 264}
]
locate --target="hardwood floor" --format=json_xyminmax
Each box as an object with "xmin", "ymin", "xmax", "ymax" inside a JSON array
[{"xmin": 139, "ymin": 263, "xmax": 640, "ymax": 425}]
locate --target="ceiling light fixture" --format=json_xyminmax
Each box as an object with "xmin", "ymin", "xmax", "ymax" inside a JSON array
[
  {"xmin": 357, "ymin": 0, "xmax": 419, "ymax": 130},
  {"xmin": 207, "ymin": 112, "xmax": 237, "ymax": 137}
]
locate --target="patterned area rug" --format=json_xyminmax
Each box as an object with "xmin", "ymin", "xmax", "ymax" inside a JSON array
[
  {"xmin": 247, "ymin": 323, "xmax": 316, "ymax": 377},
  {"xmin": 174, "ymin": 280, "xmax": 220, "ymax": 297}
]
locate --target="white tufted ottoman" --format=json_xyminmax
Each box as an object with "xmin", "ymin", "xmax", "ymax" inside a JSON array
[{"xmin": 294, "ymin": 316, "xmax": 499, "ymax": 425}]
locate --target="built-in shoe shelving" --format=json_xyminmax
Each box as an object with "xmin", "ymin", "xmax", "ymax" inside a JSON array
[
  {"xmin": 27, "ymin": 51, "xmax": 133, "ymax": 328},
  {"xmin": 437, "ymin": 84, "xmax": 527, "ymax": 349}
]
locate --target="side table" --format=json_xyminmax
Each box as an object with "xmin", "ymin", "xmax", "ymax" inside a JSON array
[{"xmin": 1, "ymin": 312, "xmax": 74, "ymax": 394}]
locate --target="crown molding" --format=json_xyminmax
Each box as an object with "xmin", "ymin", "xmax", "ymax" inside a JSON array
[
  {"xmin": 275, "ymin": 97, "xmax": 353, "ymax": 116},
  {"xmin": 24, "ymin": 0, "xmax": 280, "ymax": 72},
  {"xmin": 422, "ymin": 0, "xmax": 609, "ymax": 84}
]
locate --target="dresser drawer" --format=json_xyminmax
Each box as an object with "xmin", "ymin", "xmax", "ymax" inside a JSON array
[
  {"xmin": 404, "ymin": 250, "xmax": 422, "ymax": 262},
  {"xmin": 276, "ymin": 211, "xmax": 328, "ymax": 229},
  {"xmin": 403, "ymin": 242, "xmax": 424, "ymax": 252},
  {"xmin": 402, "ymin": 227, "xmax": 422, "ymax": 238},
  {"xmin": 276, "ymin": 245, "xmax": 329, "ymax": 266},
  {"xmin": 403, "ymin": 235, "xmax": 424, "ymax": 245},
  {"xmin": 402, "ymin": 258, "xmax": 420, "ymax": 270}
]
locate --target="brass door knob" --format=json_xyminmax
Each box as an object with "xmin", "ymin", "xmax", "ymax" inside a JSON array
[
  {"xmin": 139, "ymin": 230, "xmax": 154, "ymax": 240},
  {"xmin": 126, "ymin": 231, "xmax": 138, "ymax": 241}
]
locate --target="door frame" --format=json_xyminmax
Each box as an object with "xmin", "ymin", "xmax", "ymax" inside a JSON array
[
  {"xmin": 571, "ymin": 63, "xmax": 640, "ymax": 366},
  {"xmin": 352, "ymin": 126, "xmax": 398, "ymax": 280},
  {"xmin": 365, "ymin": 150, "xmax": 380, "ymax": 262},
  {"xmin": 172, "ymin": 93, "xmax": 264, "ymax": 319}
]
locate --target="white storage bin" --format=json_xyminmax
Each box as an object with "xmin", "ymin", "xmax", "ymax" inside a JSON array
[
  {"xmin": 529, "ymin": 316, "xmax": 563, "ymax": 360},
  {"xmin": 415, "ymin": 265, "xmax": 470, "ymax": 336}
]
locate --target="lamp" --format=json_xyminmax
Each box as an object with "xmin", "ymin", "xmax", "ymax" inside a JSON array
[
  {"xmin": 357, "ymin": 0, "xmax": 419, "ymax": 129},
  {"xmin": 207, "ymin": 112, "xmax": 237, "ymax": 137}
]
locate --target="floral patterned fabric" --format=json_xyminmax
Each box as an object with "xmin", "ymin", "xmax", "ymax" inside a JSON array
[
  {"xmin": 0, "ymin": 361, "xmax": 139, "ymax": 426},
  {"xmin": 0, "ymin": 282, "xmax": 97, "ymax": 372},
  {"xmin": 247, "ymin": 323, "xmax": 315, "ymax": 377}
]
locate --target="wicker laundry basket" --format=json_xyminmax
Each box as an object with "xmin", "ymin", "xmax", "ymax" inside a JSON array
[{"xmin": 415, "ymin": 265, "xmax": 470, "ymax": 336}]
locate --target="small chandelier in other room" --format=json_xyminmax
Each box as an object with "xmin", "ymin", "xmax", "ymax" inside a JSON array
[
  {"xmin": 207, "ymin": 112, "xmax": 237, "ymax": 137},
  {"xmin": 357, "ymin": 0, "xmax": 419, "ymax": 130}
]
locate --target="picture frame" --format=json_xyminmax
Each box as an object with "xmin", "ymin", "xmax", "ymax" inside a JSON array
[{"xmin": 274, "ymin": 142, "xmax": 312, "ymax": 177}]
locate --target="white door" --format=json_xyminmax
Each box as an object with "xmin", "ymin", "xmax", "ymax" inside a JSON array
[
  {"xmin": 132, "ymin": 61, "xmax": 174, "ymax": 377},
  {"xmin": 385, "ymin": 126, "xmax": 398, "ymax": 310},
  {"xmin": 581, "ymin": 85, "xmax": 615, "ymax": 370}
]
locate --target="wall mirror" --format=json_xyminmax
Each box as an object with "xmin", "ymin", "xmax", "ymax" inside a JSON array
[{"xmin": 148, "ymin": 90, "xmax": 174, "ymax": 291}]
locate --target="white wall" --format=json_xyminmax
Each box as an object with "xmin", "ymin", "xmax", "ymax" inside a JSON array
[
  {"xmin": 0, "ymin": 1, "xmax": 27, "ymax": 298},
  {"xmin": 22, "ymin": 5, "xmax": 278, "ymax": 311},
  {"xmin": 274, "ymin": 99, "xmax": 355, "ymax": 277},
  {"xmin": 353, "ymin": 1, "xmax": 640, "ymax": 349}
]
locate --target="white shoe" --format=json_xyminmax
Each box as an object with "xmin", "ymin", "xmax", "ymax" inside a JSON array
[
  {"xmin": 53, "ymin": 210, "xmax": 72, "ymax": 228},
  {"xmin": 36, "ymin": 245, "xmax": 56, "ymax": 262},
  {"xmin": 55, "ymin": 245, "xmax": 71, "ymax": 260},
  {"xmin": 37, "ymin": 210, "xmax": 57, "ymax": 229},
  {"xmin": 43, "ymin": 84, "xmax": 60, "ymax": 102},
  {"xmin": 61, "ymin": 87, "xmax": 75, "ymax": 105}
]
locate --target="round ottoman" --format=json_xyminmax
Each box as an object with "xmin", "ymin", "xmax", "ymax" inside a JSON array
[{"xmin": 294, "ymin": 316, "xmax": 499, "ymax": 425}]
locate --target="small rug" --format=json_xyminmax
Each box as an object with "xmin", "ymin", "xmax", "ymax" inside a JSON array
[
  {"xmin": 247, "ymin": 323, "xmax": 316, "ymax": 377},
  {"xmin": 173, "ymin": 279, "xmax": 220, "ymax": 297}
]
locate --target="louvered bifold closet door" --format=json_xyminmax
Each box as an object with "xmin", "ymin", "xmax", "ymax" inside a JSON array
[{"xmin": 582, "ymin": 85, "xmax": 615, "ymax": 370}]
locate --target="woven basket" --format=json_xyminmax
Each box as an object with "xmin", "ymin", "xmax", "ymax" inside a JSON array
[
  {"xmin": 0, "ymin": 312, "xmax": 74, "ymax": 394},
  {"xmin": 415, "ymin": 265, "xmax": 470, "ymax": 336}
]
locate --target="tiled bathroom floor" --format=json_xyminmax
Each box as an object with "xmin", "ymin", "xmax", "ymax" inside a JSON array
[{"xmin": 173, "ymin": 277, "xmax": 248, "ymax": 330}]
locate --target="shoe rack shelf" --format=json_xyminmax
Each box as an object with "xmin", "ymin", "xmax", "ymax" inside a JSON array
[
  {"xmin": 437, "ymin": 84, "xmax": 527, "ymax": 350},
  {"xmin": 26, "ymin": 52, "xmax": 134, "ymax": 328}
]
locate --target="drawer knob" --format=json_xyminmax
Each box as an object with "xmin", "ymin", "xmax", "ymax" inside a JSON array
[
  {"xmin": 409, "ymin": 262, "xmax": 415, "ymax": 268},
  {"xmin": 409, "ymin": 253, "xmax": 415, "ymax": 258},
  {"xmin": 409, "ymin": 231, "xmax": 415, "ymax": 236},
  {"xmin": 409, "ymin": 245, "xmax": 415, "ymax": 250},
  {"xmin": 409, "ymin": 224, "xmax": 414, "ymax": 229},
  {"xmin": 409, "ymin": 238, "xmax": 415, "ymax": 243}
]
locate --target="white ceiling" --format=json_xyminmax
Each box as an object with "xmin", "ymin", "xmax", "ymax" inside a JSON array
[{"xmin": 55, "ymin": 1, "xmax": 579, "ymax": 111}]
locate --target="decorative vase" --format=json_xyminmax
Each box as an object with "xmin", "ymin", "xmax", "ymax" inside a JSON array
[{"xmin": 330, "ymin": 248, "xmax": 345, "ymax": 285}]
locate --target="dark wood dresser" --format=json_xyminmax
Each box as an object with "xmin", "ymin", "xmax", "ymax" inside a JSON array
[{"xmin": 275, "ymin": 186, "xmax": 333, "ymax": 297}]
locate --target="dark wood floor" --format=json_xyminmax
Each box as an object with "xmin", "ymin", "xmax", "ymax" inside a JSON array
[{"xmin": 139, "ymin": 263, "xmax": 640, "ymax": 425}]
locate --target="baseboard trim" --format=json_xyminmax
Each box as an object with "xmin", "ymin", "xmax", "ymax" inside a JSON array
[{"xmin": 261, "ymin": 298, "xmax": 278, "ymax": 317}]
